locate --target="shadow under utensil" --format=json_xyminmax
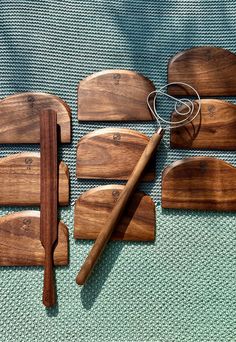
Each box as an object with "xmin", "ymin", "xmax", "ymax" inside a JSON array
[
  {"xmin": 80, "ymin": 241, "xmax": 124, "ymax": 310},
  {"xmin": 79, "ymin": 191, "xmax": 151, "ymax": 309}
]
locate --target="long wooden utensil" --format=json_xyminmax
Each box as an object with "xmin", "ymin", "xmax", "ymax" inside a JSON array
[
  {"xmin": 76, "ymin": 128, "xmax": 164, "ymax": 285},
  {"xmin": 40, "ymin": 109, "xmax": 58, "ymax": 307},
  {"xmin": 76, "ymin": 82, "xmax": 201, "ymax": 285}
]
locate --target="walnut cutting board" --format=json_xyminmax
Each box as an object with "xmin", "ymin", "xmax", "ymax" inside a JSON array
[
  {"xmin": 0, "ymin": 211, "xmax": 68, "ymax": 266},
  {"xmin": 0, "ymin": 152, "xmax": 69, "ymax": 206},
  {"xmin": 78, "ymin": 69, "xmax": 155, "ymax": 121},
  {"xmin": 168, "ymin": 46, "xmax": 236, "ymax": 96},
  {"xmin": 162, "ymin": 157, "xmax": 236, "ymax": 211},
  {"xmin": 76, "ymin": 128, "xmax": 155, "ymax": 180},
  {"xmin": 170, "ymin": 99, "xmax": 236, "ymax": 150},
  {"xmin": 74, "ymin": 185, "xmax": 155, "ymax": 241},
  {"xmin": 0, "ymin": 92, "xmax": 71, "ymax": 143}
]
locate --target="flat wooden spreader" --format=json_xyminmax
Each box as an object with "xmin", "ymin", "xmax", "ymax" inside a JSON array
[
  {"xmin": 168, "ymin": 46, "xmax": 236, "ymax": 96},
  {"xmin": 162, "ymin": 157, "xmax": 236, "ymax": 212},
  {"xmin": 74, "ymin": 185, "xmax": 155, "ymax": 241},
  {"xmin": 0, "ymin": 211, "xmax": 68, "ymax": 266},
  {"xmin": 0, "ymin": 152, "xmax": 69, "ymax": 206},
  {"xmin": 76, "ymin": 128, "xmax": 155, "ymax": 180},
  {"xmin": 78, "ymin": 70, "xmax": 155, "ymax": 121},
  {"xmin": 0, "ymin": 92, "xmax": 71, "ymax": 143},
  {"xmin": 170, "ymin": 99, "xmax": 236, "ymax": 150}
]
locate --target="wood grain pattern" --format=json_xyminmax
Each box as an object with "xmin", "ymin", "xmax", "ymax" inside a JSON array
[
  {"xmin": 74, "ymin": 185, "xmax": 155, "ymax": 241},
  {"xmin": 0, "ymin": 152, "xmax": 69, "ymax": 206},
  {"xmin": 76, "ymin": 128, "xmax": 155, "ymax": 181},
  {"xmin": 168, "ymin": 47, "xmax": 236, "ymax": 96},
  {"xmin": 78, "ymin": 70, "xmax": 155, "ymax": 121},
  {"xmin": 76, "ymin": 128, "xmax": 163, "ymax": 285},
  {"xmin": 170, "ymin": 99, "xmax": 236, "ymax": 150},
  {"xmin": 162, "ymin": 157, "xmax": 236, "ymax": 211},
  {"xmin": 0, "ymin": 92, "xmax": 71, "ymax": 143},
  {"xmin": 0, "ymin": 211, "xmax": 68, "ymax": 266},
  {"xmin": 40, "ymin": 110, "xmax": 58, "ymax": 307}
]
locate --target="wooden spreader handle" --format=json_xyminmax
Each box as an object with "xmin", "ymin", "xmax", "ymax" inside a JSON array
[
  {"xmin": 76, "ymin": 127, "xmax": 164, "ymax": 285},
  {"xmin": 40, "ymin": 110, "xmax": 58, "ymax": 307}
]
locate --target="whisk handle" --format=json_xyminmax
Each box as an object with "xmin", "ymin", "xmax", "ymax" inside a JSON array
[{"xmin": 76, "ymin": 128, "xmax": 164, "ymax": 285}]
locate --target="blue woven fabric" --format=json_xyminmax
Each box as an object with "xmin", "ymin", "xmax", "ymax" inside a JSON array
[{"xmin": 0, "ymin": 1, "xmax": 236, "ymax": 341}]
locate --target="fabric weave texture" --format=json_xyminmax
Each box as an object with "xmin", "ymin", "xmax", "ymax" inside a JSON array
[{"xmin": 0, "ymin": 1, "xmax": 236, "ymax": 341}]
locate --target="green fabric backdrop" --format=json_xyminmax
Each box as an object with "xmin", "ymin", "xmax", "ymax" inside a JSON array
[{"xmin": 0, "ymin": 1, "xmax": 235, "ymax": 341}]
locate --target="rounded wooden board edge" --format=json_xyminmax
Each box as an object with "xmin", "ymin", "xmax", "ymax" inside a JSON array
[
  {"xmin": 76, "ymin": 128, "xmax": 155, "ymax": 181},
  {"xmin": 1, "ymin": 91, "xmax": 72, "ymax": 117},
  {"xmin": 168, "ymin": 46, "xmax": 236, "ymax": 76},
  {"xmin": 0, "ymin": 92, "xmax": 72, "ymax": 143},
  {"xmin": 76, "ymin": 127, "xmax": 150, "ymax": 146},
  {"xmin": 0, "ymin": 152, "xmax": 70, "ymax": 206},
  {"xmin": 162, "ymin": 156, "xmax": 236, "ymax": 180},
  {"xmin": 0, "ymin": 210, "xmax": 69, "ymax": 266},
  {"xmin": 78, "ymin": 69, "xmax": 156, "ymax": 89},
  {"xmin": 0, "ymin": 151, "xmax": 40, "ymax": 164},
  {"xmin": 78, "ymin": 69, "xmax": 156, "ymax": 122},
  {"xmin": 74, "ymin": 184, "xmax": 155, "ymax": 240}
]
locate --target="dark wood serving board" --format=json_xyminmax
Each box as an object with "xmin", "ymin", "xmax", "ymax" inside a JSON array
[
  {"xmin": 0, "ymin": 152, "xmax": 69, "ymax": 206},
  {"xmin": 168, "ymin": 47, "xmax": 236, "ymax": 96},
  {"xmin": 74, "ymin": 185, "xmax": 155, "ymax": 241},
  {"xmin": 78, "ymin": 70, "xmax": 155, "ymax": 121},
  {"xmin": 76, "ymin": 128, "xmax": 155, "ymax": 180},
  {"xmin": 0, "ymin": 92, "xmax": 71, "ymax": 143},
  {"xmin": 170, "ymin": 99, "xmax": 236, "ymax": 150},
  {"xmin": 162, "ymin": 157, "xmax": 236, "ymax": 211},
  {"xmin": 0, "ymin": 211, "xmax": 68, "ymax": 266}
]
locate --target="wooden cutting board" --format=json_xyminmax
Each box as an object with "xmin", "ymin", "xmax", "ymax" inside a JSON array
[
  {"xmin": 170, "ymin": 99, "xmax": 236, "ymax": 150},
  {"xmin": 76, "ymin": 128, "xmax": 155, "ymax": 180},
  {"xmin": 0, "ymin": 152, "xmax": 69, "ymax": 206},
  {"xmin": 78, "ymin": 70, "xmax": 155, "ymax": 121},
  {"xmin": 74, "ymin": 185, "xmax": 155, "ymax": 241},
  {"xmin": 168, "ymin": 47, "xmax": 236, "ymax": 96},
  {"xmin": 0, "ymin": 92, "xmax": 71, "ymax": 143},
  {"xmin": 0, "ymin": 211, "xmax": 68, "ymax": 266},
  {"xmin": 162, "ymin": 157, "xmax": 236, "ymax": 211}
]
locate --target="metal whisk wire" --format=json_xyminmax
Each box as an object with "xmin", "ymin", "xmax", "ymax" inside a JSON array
[{"xmin": 147, "ymin": 81, "xmax": 201, "ymax": 130}]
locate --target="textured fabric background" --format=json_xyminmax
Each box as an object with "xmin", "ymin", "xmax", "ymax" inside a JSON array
[{"xmin": 0, "ymin": 1, "xmax": 236, "ymax": 341}]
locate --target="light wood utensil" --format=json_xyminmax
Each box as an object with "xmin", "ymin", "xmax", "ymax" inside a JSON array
[
  {"xmin": 76, "ymin": 128, "xmax": 164, "ymax": 285},
  {"xmin": 76, "ymin": 82, "xmax": 201, "ymax": 285}
]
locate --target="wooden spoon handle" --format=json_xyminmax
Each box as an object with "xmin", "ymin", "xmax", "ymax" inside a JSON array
[
  {"xmin": 76, "ymin": 128, "xmax": 164, "ymax": 285},
  {"xmin": 43, "ymin": 249, "xmax": 56, "ymax": 307}
]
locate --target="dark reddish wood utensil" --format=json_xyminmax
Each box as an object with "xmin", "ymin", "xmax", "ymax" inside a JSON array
[{"xmin": 40, "ymin": 110, "xmax": 58, "ymax": 307}]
